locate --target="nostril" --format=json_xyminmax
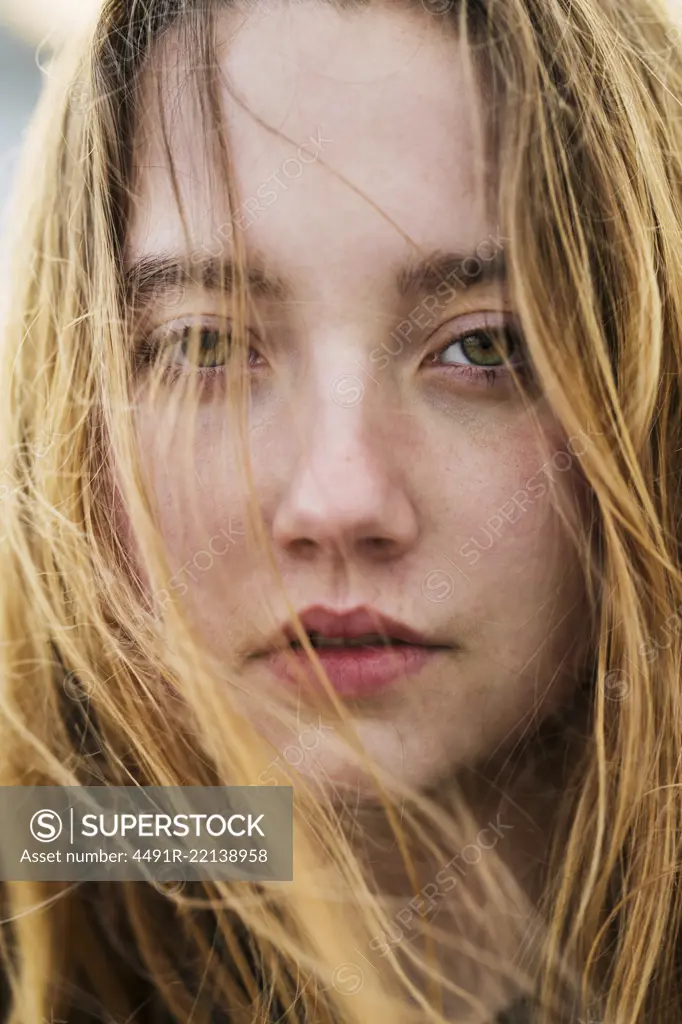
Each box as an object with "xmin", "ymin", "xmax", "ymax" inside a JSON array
[
  {"xmin": 359, "ymin": 536, "xmax": 400, "ymax": 558},
  {"xmin": 289, "ymin": 537, "xmax": 322, "ymax": 559}
]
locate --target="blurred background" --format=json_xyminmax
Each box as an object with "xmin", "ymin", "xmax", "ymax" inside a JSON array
[
  {"xmin": 0, "ymin": 0, "xmax": 97, "ymax": 225},
  {"xmin": 1, "ymin": 0, "xmax": 682, "ymax": 225}
]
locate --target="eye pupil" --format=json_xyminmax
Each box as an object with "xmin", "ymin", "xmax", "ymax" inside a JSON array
[
  {"xmin": 460, "ymin": 329, "xmax": 509, "ymax": 366},
  {"xmin": 181, "ymin": 327, "xmax": 230, "ymax": 368}
]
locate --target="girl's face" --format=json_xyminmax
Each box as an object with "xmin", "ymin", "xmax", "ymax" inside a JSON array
[{"xmin": 126, "ymin": 2, "xmax": 587, "ymax": 792}]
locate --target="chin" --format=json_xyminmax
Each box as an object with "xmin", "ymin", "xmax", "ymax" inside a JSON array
[
  {"xmin": 292, "ymin": 724, "xmax": 457, "ymax": 801},
  {"xmin": 243, "ymin": 691, "xmax": 462, "ymax": 798}
]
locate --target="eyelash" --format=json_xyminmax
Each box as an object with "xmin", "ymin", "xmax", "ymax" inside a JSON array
[
  {"xmin": 426, "ymin": 325, "xmax": 526, "ymax": 388},
  {"xmin": 135, "ymin": 321, "xmax": 526, "ymax": 389},
  {"xmin": 135, "ymin": 323, "xmax": 258, "ymax": 385}
]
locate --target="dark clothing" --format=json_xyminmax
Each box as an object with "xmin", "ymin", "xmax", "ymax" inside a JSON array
[{"xmin": 495, "ymin": 997, "xmax": 534, "ymax": 1022}]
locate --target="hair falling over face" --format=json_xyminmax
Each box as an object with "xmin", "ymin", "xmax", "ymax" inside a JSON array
[{"xmin": 0, "ymin": 0, "xmax": 681, "ymax": 1022}]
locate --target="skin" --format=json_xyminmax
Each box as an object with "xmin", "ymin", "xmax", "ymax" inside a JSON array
[
  {"xmin": 125, "ymin": 1, "xmax": 588, "ymax": 803},
  {"xmin": 118, "ymin": 7, "xmax": 596, "ymax": 1014}
]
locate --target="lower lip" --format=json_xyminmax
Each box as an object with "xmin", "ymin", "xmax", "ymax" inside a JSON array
[{"xmin": 264, "ymin": 644, "xmax": 440, "ymax": 698}]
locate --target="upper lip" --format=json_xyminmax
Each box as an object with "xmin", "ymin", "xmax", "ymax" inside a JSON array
[{"xmin": 257, "ymin": 605, "xmax": 446, "ymax": 653}]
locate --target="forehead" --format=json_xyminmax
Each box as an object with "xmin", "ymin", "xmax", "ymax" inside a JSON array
[{"xmin": 126, "ymin": 2, "xmax": 494, "ymax": 282}]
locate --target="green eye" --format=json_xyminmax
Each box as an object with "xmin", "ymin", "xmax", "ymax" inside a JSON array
[
  {"xmin": 180, "ymin": 327, "xmax": 231, "ymax": 368},
  {"xmin": 459, "ymin": 329, "xmax": 511, "ymax": 367},
  {"xmin": 135, "ymin": 319, "xmax": 262, "ymax": 382}
]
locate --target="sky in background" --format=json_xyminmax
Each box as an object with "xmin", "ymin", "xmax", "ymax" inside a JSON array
[
  {"xmin": 0, "ymin": 25, "xmax": 42, "ymax": 227},
  {"xmin": 1, "ymin": 0, "xmax": 682, "ymax": 224}
]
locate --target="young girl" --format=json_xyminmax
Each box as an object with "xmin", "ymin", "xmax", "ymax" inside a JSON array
[{"xmin": 0, "ymin": 0, "xmax": 680, "ymax": 1021}]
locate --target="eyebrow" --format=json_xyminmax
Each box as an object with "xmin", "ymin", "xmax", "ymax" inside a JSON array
[
  {"xmin": 124, "ymin": 253, "xmax": 290, "ymax": 309},
  {"xmin": 124, "ymin": 247, "xmax": 506, "ymax": 310},
  {"xmin": 396, "ymin": 249, "xmax": 506, "ymax": 296}
]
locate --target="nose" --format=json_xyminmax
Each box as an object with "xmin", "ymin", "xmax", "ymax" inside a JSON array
[{"xmin": 271, "ymin": 387, "xmax": 419, "ymax": 564}]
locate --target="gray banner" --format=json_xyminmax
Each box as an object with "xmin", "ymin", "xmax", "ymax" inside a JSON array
[{"xmin": 0, "ymin": 786, "xmax": 293, "ymax": 882}]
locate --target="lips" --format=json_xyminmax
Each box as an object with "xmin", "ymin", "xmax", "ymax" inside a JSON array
[
  {"xmin": 282, "ymin": 607, "xmax": 435, "ymax": 647},
  {"xmin": 255, "ymin": 605, "xmax": 450, "ymax": 698}
]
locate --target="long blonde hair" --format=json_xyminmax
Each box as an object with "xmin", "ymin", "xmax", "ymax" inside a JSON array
[{"xmin": 0, "ymin": 0, "xmax": 681, "ymax": 1021}]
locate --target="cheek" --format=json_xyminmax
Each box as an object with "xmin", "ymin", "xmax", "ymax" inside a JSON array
[
  {"xmin": 454, "ymin": 468, "xmax": 560, "ymax": 570},
  {"xmin": 431, "ymin": 418, "xmax": 585, "ymax": 619},
  {"xmin": 122, "ymin": 416, "xmax": 223, "ymax": 587},
  {"xmin": 131, "ymin": 420, "xmax": 264, "ymax": 646}
]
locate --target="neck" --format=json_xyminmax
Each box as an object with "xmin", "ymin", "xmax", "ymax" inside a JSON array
[{"xmin": 348, "ymin": 709, "xmax": 585, "ymax": 1020}]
